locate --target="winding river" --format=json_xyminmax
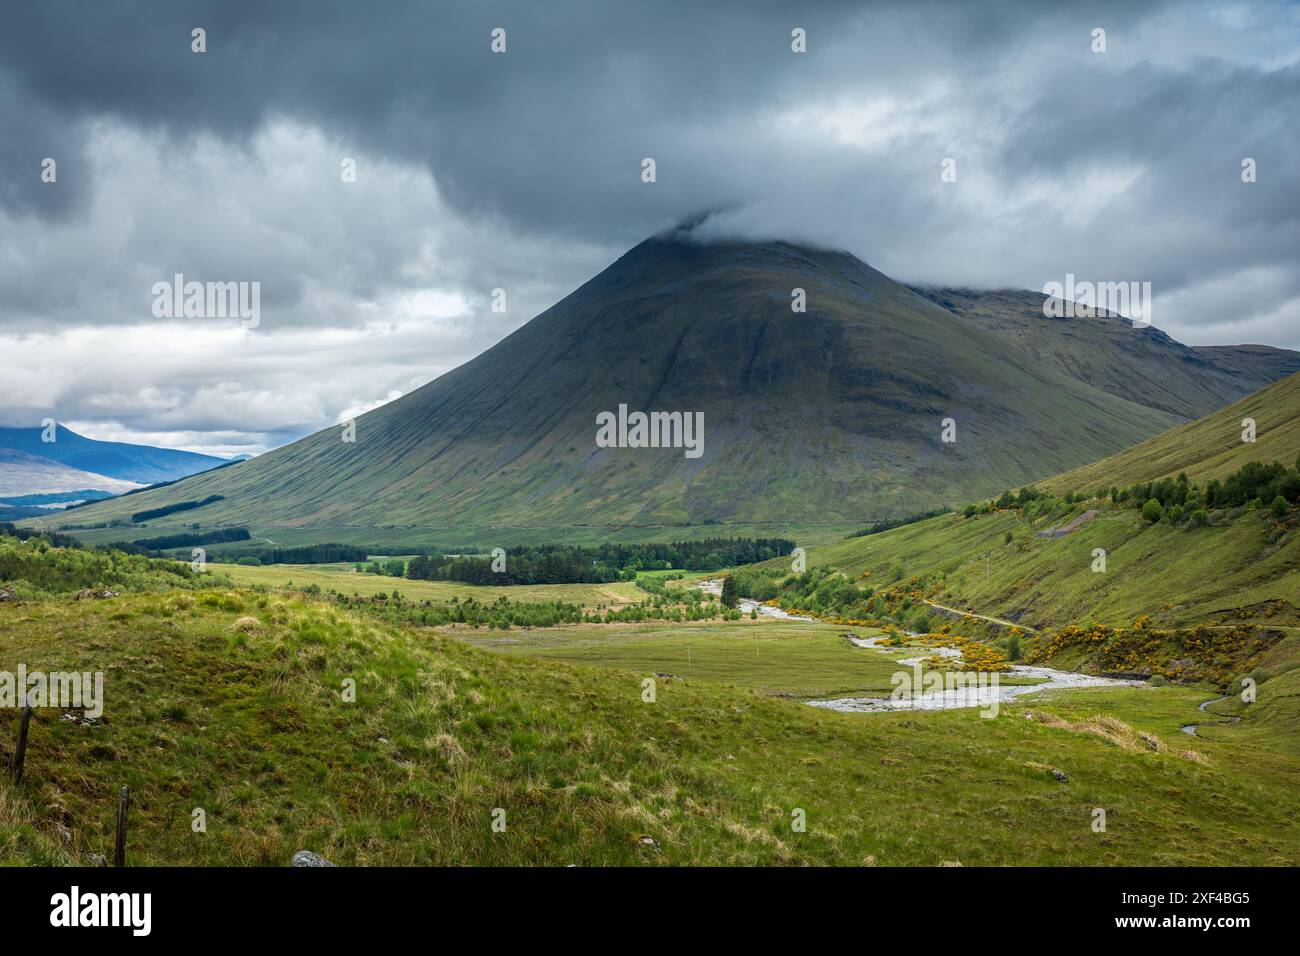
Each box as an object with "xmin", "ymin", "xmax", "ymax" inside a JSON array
[
  {"xmin": 697, "ymin": 580, "xmax": 1145, "ymax": 713},
  {"xmin": 1180, "ymin": 695, "xmax": 1242, "ymax": 736},
  {"xmin": 811, "ymin": 634, "xmax": 1145, "ymax": 712}
]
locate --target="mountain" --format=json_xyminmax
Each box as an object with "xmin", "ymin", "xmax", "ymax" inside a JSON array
[
  {"xmin": 0, "ymin": 424, "xmax": 228, "ymax": 486},
  {"xmin": 908, "ymin": 287, "xmax": 1300, "ymax": 420},
  {"xmin": 31, "ymin": 229, "xmax": 1300, "ymax": 546},
  {"xmin": 0, "ymin": 448, "xmax": 141, "ymax": 497}
]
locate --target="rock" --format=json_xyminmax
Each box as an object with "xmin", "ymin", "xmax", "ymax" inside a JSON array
[
  {"xmin": 75, "ymin": 588, "xmax": 119, "ymax": 600},
  {"xmin": 291, "ymin": 850, "xmax": 337, "ymax": 867},
  {"xmin": 639, "ymin": 836, "xmax": 658, "ymax": 848},
  {"xmin": 88, "ymin": 853, "xmax": 108, "ymax": 867},
  {"xmin": 0, "ymin": 585, "xmax": 17, "ymax": 601},
  {"xmin": 1139, "ymin": 732, "xmax": 1164, "ymax": 752},
  {"xmin": 1051, "ymin": 769, "xmax": 1069, "ymax": 783}
]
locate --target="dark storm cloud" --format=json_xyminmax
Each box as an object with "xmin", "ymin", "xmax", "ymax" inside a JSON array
[
  {"xmin": 0, "ymin": 0, "xmax": 1296, "ymax": 451},
  {"xmin": 1, "ymin": 0, "xmax": 1161, "ymax": 239}
]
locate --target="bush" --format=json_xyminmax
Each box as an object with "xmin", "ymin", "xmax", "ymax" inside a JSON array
[
  {"xmin": 1271, "ymin": 495, "xmax": 1290, "ymax": 518},
  {"xmin": 720, "ymin": 575, "xmax": 739, "ymax": 608},
  {"xmin": 1141, "ymin": 500, "xmax": 1163, "ymax": 523}
]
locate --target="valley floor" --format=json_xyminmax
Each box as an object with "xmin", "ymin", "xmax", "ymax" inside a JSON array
[
  {"xmin": 2, "ymin": 586, "xmax": 1297, "ymax": 866},
  {"xmin": 218, "ymin": 562, "xmax": 648, "ymax": 609}
]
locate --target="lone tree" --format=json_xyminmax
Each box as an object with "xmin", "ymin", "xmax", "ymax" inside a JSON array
[{"xmin": 720, "ymin": 575, "xmax": 739, "ymax": 608}]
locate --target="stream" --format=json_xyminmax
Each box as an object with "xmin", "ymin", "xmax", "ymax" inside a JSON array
[
  {"xmin": 809, "ymin": 635, "xmax": 1146, "ymax": 712},
  {"xmin": 696, "ymin": 580, "xmax": 1146, "ymax": 713},
  {"xmin": 696, "ymin": 579, "xmax": 816, "ymax": 621},
  {"xmin": 1180, "ymin": 695, "xmax": 1242, "ymax": 736}
]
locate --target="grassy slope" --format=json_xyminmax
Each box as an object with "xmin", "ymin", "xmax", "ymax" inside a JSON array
[
  {"xmin": 1203, "ymin": 667, "xmax": 1300, "ymax": 757},
  {"xmin": 791, "ymin": 370, "xmax": 1300, "ymax": 630},
  {"xmin": 1041, "ymin": 370, "xmax": 1300, "ymax": 493},
  {"xmin": 798, "ymin": 506, "xmax": 1300, "ymax": 630},
  {"xmin": 2, "ymin": 589, "xmax": 1298, "ymax": 866},
  {"xmin": 53, "ymin": 519, "xmax": 857, "ymax": 554}
]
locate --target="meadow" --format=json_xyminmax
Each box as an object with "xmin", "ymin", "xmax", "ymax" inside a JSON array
[
  {"xmin": 3, "ymin": 588, "xmax": 1298, "ymax": 867},
  {"xmin": 218, "ymin": 561, "xmax": 646, "ymax": 609}
]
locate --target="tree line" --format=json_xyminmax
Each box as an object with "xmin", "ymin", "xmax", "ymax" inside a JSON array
[{"xmin": 405, "ymin": 537, "xmax": 795, "ymax": 585}]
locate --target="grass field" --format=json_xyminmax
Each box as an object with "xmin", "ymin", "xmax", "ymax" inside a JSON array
[
  {"xmin": 217, "ymin": 562, "xmax": 646, "ymax": 609},
  {"xmin": 464, "ymin": 620, "xmax": 909, "ymax": 698},
  {"xmin": 3, "ymin": 588, "xmax": 1298, "ymax": 866},
  {"xmin": 463, "ymin": 619, "xmax": 1050, "ymax": 699}
]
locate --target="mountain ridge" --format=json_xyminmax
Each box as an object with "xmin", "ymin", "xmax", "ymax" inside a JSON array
[
  {"xmin": 29, "ymin": 232, "xmax": 1300, "ymax": 546},
  {"xmin": 0, "ymin": 424, "xmax": 230, "ymax": 487}
]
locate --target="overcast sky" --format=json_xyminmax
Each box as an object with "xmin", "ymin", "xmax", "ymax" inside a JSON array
[{"xmin": 1, "ymin": 0, "xmax": 1297, "ymax": 455}]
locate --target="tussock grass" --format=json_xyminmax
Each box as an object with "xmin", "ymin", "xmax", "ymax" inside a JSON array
[{"xmin": 2, "ymin": 589, "xmax": 1299, "ymax": 865}]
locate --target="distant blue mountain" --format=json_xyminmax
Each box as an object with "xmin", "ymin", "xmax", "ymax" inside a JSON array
[{"xmin": 0, "ymin": 424, "xmax": 229, "ymax": 485}]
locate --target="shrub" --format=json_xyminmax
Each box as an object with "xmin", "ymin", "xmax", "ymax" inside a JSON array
[
  {"xmin": 720, "ymin": 575, "xmax": 739, "ymax": 608},
  {"xmin": 1141, "ymin": 500, "xmax": 1163, "ymax": 523}
]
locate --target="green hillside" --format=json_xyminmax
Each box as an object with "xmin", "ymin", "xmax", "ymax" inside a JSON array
[
  {"xmin": 755, "ymin": 371, "xmax": 1300, "ymax": 633},
  {"xmin": 789, "ymin": 505, "xmax": 1300, "ymax": 631},
  {"xmin": 30, "ymin": 233, "xmax": 1297, "ymax": 549},
  {"xmin": 1041, "ymin": 370, "xmax": 1300, "ymax": 493},
  {"xmin": 3, "ymin": 586, "xmax": 1298, "ymax": 866}
]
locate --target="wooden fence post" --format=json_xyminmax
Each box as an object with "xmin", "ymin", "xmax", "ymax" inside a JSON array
[
  {"xmin": 114, "ymin": 786, "xmax": 129, "ymax": 867},
  {"xmin": 11, "ymin": 705, "xmax": 32, "ymax": 784}
]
